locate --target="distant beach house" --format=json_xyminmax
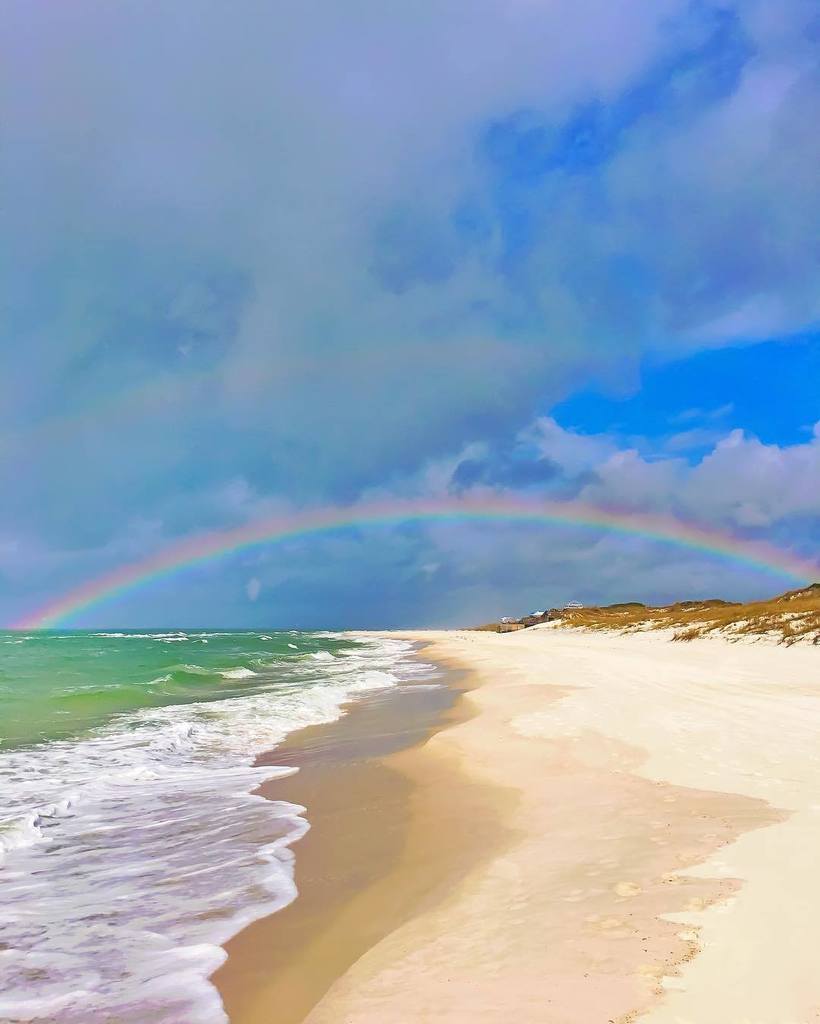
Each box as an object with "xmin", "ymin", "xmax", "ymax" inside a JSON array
[
  {"xmin": 563, "ymin": 600, "xmax": 584, "ymax": 610},
  {"xmin": 497, "ymin": 615, "xmax": 526, "ymax": 632}
]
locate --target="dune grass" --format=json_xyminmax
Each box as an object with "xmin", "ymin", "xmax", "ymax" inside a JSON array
[
  {"xmin": 478, "ymin": 585, "xmax": 820, "ymax": 645},
  {"xmin": 552, "ymin": 585, "xmax": 820, "ymax": 645}
]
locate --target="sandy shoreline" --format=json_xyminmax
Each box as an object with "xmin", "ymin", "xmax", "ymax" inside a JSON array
[
  {"xmin": 218, "ymin": 628, "xmax": 820, "ymax": 1023},
  {"xmin": 214, "ymin": 649, "xmax": 511, "ymax": 1024}
]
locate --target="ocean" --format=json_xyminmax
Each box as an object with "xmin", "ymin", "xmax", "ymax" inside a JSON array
[{"xmin": 0, "ymin": 629, "xmax": 433, "ymax": 1023}]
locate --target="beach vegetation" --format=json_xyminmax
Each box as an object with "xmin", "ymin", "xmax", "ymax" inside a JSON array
[{"xmin": 479, "ymin": 584, "xmax": 820, "ymax": 645}]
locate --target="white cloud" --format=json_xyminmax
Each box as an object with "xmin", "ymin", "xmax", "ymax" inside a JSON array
[
  {"xmin": 523, "ymin": 417, "xmax": 619, "ymax": 476},
  {"xmin": 670, "ymin": 403, "xmax": 734, "ymax": 425},
  {"xmin": 521, "ymin": 417, "xmax": 820, "ymax": 530},
  {"xmin": 663, "ymin": 427, "xmax": 725, "ymax": 452}
]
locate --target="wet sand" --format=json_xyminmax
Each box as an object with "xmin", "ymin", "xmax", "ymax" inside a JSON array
[
  {"xmin": 216, "ymin": 628, "xmax": 820, "ymax": 1024},
  {"xmin": 214, "ymin": 652, "xmax": 512, "ymax": 1024}
]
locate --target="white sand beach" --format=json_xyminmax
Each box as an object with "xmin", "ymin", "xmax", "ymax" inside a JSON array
[{"xmin": 300, "ymin": 627, "xmax": 820, "ymax": 1024}]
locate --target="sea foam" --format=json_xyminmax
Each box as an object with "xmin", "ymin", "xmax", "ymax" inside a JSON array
[{"xmin": 0, "ymin": 635, "xmax": 428, "ymax": 1023}]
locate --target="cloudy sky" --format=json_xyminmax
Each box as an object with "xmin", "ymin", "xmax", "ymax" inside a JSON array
[{"xmin": 1, "ymin": 0, "xmax": 818, "ymax": 627}]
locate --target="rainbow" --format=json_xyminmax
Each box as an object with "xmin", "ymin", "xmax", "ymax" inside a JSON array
[{"xmin": 10, "ymin": 495, "xmax": 818, "ymax": 628}]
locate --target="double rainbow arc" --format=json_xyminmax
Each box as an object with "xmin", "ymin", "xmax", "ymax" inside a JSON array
[{"xmin": 11, "ymin": 496, "xmax": 818, "ymax": 629}]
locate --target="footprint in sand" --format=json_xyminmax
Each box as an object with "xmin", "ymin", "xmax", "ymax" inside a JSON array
[{"xmin": 614, "ymin": 881, "xmax": 642, "ymax": 897}]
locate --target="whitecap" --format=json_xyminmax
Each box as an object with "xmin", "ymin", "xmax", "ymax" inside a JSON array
[
  {"xmin": 93, "ymin": 633, "xmax": 189, "ymax": 640},
  {"xmin": 174, "ymin": 664, "xmax": 213, "ymax": 676},
  {"xmin": 0, "ymin": 634, "xmax": 434, "ymax": 1024}
]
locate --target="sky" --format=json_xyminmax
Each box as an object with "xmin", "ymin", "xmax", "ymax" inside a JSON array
[{"xmin": 1, "ymin": 0, "xmax": 818, "ymax": 628}]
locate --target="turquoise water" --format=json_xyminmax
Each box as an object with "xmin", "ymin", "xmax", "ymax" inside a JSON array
[
  {"xmin": 0, "ymin": 629, "xmax": 432, "ymax": 1023},
  {"xmin": 0, "ymin": 630, "xmax": 360, "ymax": 748}
]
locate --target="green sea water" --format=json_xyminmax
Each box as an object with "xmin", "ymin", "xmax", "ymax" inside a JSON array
[
  {"xmin": 0, "ymin": 629, "xmax": 359, "ymax": 748},
  {"xmin": 0, "ymin": 628, "xmax": 428, "ymax": 1023}
]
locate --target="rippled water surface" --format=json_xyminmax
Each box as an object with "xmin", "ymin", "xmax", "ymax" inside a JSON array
[{"xmin": 0, "ymin": 629, "xmax": 432, "ymax": 1022}]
